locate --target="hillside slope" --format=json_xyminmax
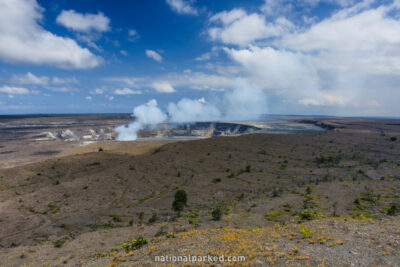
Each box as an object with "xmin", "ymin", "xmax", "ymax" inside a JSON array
[{"xmin": 0, "ymin": 118, "xmax": 399, "ymax": 266}]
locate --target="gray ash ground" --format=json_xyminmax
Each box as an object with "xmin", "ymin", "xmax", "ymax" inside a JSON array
[
  {"xmin": 0, "ymin": 114, "xmax": 324, "ymax": 168},
  {"xmin": 0, "ymin": 116, "xmax": 399, "ymax": 266}
]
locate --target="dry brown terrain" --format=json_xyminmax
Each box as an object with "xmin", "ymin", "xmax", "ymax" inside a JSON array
[{"xmin": 0, "ymin": 117, "xmax": 399, "ymax": 266}]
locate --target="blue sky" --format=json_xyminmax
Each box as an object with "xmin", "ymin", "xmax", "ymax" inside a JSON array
[{"xmin": 0, "ymin": 0, "xmax": 399, "ymax": 117}]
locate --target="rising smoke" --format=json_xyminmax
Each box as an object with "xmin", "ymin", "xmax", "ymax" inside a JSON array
[{"xmin": 115, "ymin": 79, "xmax": 268, "ymax": 140}]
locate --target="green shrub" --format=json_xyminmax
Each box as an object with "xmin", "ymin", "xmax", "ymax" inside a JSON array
[
  {"xmin": 212, "ymin": 178, "xmax": 221, "ymax": 184},
  {"xmin": 53, "ymin": 238, "xmax": 66, "ymax": 248},
  {"xmin": 300, "ymin": 209, "xmax": 318, "ymax": 220},
  {"xmin": 184, "ymin": 211, "xmax": 198, "ymax": 218},
  {"xmin": 148, "ymin": 213, "xmax": 157, "ymax": 223},
  {"xmin": 212, "ymin": 206, "xmax": 223, "ymax": 221},
  {"xmin": 120, "ymin": 237, "xmax": 148, "ymax": 252},
  {"xmin": 245, "ymin": 164, "xmax": 251, "ymax": 173},
  {"xmin": 283, "ymin": 203, "xmax": 293, "ymax": 212},
  {"xmin": 272, "ymin": 187, "xmax": 282, "ymax": 198},
  {"xmin": 306, "ymin": 186, "xmax": 312, "ymax": 195},
  {"xmin": 227, "ymin": 173, "xmax": 235, "ymax": 178},
  {"xmin": 387, "ymin": 202, "xmax": 399, "ymax": 216},
  {"xmin": 264, "ymin": 210, "xmax": 283, "ymax": 219},
  {"xmin": 109, "ymin": 214, "xmax": 122, "ymax": 222},
  {"xmin": 300, "ymin": 225, "xmax": 315, "ymax": 238},
  {"xmin": 172, "ymin": 190, "xmax": 188, "ymax": 215}
]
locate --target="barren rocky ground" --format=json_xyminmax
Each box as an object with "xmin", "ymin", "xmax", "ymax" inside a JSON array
[{"xmin": 0, "ymin": 117, "xmax": 399, "ymax": 266}]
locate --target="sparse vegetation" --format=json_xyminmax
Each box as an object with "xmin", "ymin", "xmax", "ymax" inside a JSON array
[
  {"xmin": 109, "ymin": 214, "xmax": 122, "ymax": 222},
  {"xmin": 53, "ymin": 238, "xmax": 66, "ymax": 248},
  {"xmin": 212, "ymin": 178, "xmax": 221, "ymax": 184},
  {"xmin": 148, "ymin": 213, "xmax": 158, "ymax": 223},
  {"xmin": 120, "ymin": 237, "xmax": 148, "ymax": 253},
  {"xmin": 172, "ymin": 189, "xmax": 188, "ymax": 215},
  {"xmin": 211, "ymin": 206, "xmax": 224, "ymax": 221},
  {"xmin": 300, "ymin": 225, "xmax": 315, "ymax": 238},
  {"xmin": 1, "ymin": 117, "xmax": 400, "ymax": 266},
  {"xmin": 387, "ymin": 202, "xmax": 399, "ymax": 216}
]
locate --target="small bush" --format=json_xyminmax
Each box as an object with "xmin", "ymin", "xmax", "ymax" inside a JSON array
[
  {"xmin": 165, "ymin": 232, "xmax": 175, "ymax": 238},
  {"xmin": 227, "ymin": 173, "xmax": 235, "ymax": 178},
  {"xmin": 390, "ymin": 136, "xmax": 397, "ymax": 142},
  {"xmin": 300, "ymin": 225, "xmax": 315, "ymax": 238},
  {"xmin": 272, "ymin": 187, "xmax": 282, "ymax": 198},
  {"xmin": 300, "ymin": 209, "xmax": 318, "ymax": 220},
  {"xmin": 120, "ymin": 237, "xmax": 148, "ymax": 252},
  {"xmin": 98, "ymin": 147, "xmax": 103, "ymax": 152},
  {"xmin": 137, "ymin": 212, "xmax": 144, "ymax": 222},
  {"xmin": 265, "ymin": 210, "xmax": 283, "ymax": 219},
  {"xmin": 109, "ymin": 214, "xmax": 122, "ymax": 222},
  {"xmin": 387, "ymin": 202, "xmax": 399, "ymax": 216},
  {"xmin": 283, "ymin": 203, "xmax": 293, "ymax": 212},
  {"xmin": 148, "ymin": 213, "xmax": 157, "ymax": 223},
  {"xmin": 306, "ymin": 186, "xmax": 312, "ymax": 195},
  {"xmin": 172, "ymin": 190, "xmax": 188, "ymax": 215},
  {"xmin": 53, "ymin": 238, "xmax": 66, "ymax": 248},
  {"xmin": 245, "ymin": 164, "xmax": 251, "ymax": 173},
  {"xmin": 212, "ymin": 206, "xmax": 223, "ymax": 221},
  {"xmin": 174, "ymin": 190, "xmax": 187, "ymax": 205},
  {"xmin": 212, "ymin": 178, "xmax": 221, "ymax": 184},
  {"xmin": 184, "ymin": 211, "xmax": 198, "ymax": 218},
  {"xmin": 361, "ymin": 189, "xmax": 380, "ymax": 204}
]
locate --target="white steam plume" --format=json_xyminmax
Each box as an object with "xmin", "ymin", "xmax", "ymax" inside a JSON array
[
  {"xmin": 116, "ymin": 79, "xmax": 268, "ymax": 140},
  {"xmin": 167, "ymin": 98, "xmax": 221, "ymax": 123},
  {"xmin": 115, "ymin": 99, "xmax": 166, "ymax": 140}
]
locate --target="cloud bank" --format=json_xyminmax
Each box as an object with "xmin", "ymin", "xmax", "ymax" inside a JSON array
[{"xmin": 0, "ymin": 0, "xmax": 103, "ymax": 69}]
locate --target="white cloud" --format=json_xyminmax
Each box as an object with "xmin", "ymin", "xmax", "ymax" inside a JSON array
[
  {"xmin": 152, "ymin": 81, "xmax": 175, "ymax": 93},
  {"xmin": 279, "ymin": 4, "xmax": 400, "ymax": 75},
  {"xmin": 102, "ymin": 77, "xmax": 143, "ymax": 86},
  {"xmin": 128, "ymin": 29, "xmax": 140, "ymax": 42},
  {"xmin": 195, "ymin": 47, "xmax": 220, "ymax": 61},
  {"xmin": 209, "ymin": 9, "xmax": 294, "ymax": 46},
  {"xmin": 195, "ymin": 53, "xmax": 211, "ymax": 61},
  {"xmin": 129, "ymin": 29, "xmax": 137, "ymax": 36},
  {"xmin": 262, "ymin": 0, "xmax": 358, "ymax": 17},
  {"xmin": 299, "ymin": 92, "xmax": 347, "ymax": 106},
  {"xmin": 103, "ymin": 71, "xmax": 235, "ymax": 92},
  {"xmin": 10, "ymin": 72, "xmax": 78, "ymax": 86},
  {"xmin": 166, "ymin": 0, "xmax": 197, "ymax": 15},
  {"xmin": 92, "ymin": 88, "xmax": 105, "ymax": 95},
  {"xmin": 51, "ymin": 76, "xmax": 79, "ymax": 85},
  {"xmin": 56, "ymin": 10, "xmax": 110, "ymax": 32},
  {"xmin": 114, "ymin": 88, "xmax": 142, "ymax": 95},
  {"xmin": 85, "ymin": 96, "xmax": 92, "ymax": 100},
  {"xmin": 198, "ymin": 97, "xmax": 207, "ymax": 103},
  {"xmin": 120, "ymin": 50, "xmax": 128, "ymax": 56},
  {"xmin": 46, "ymin": 86, "xmax": 78, "ymax": 93},
  {"xmin": 0, "ymin": 86, "xmax": 30, "ymax": 94},
  {"xmin": 224, "ymin": 46, "xmax": 319, "ymax": 93},
  {"xmin": 11, "ymin": 72, "xmax": 49, "ymax": 86},
  {"xmin": 145, "ymin": 50, "xmax": 163, "ymax": 62},
  {"xmin": 0, "ymin": 0, "xmax": 102, "ymax": 69}
]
